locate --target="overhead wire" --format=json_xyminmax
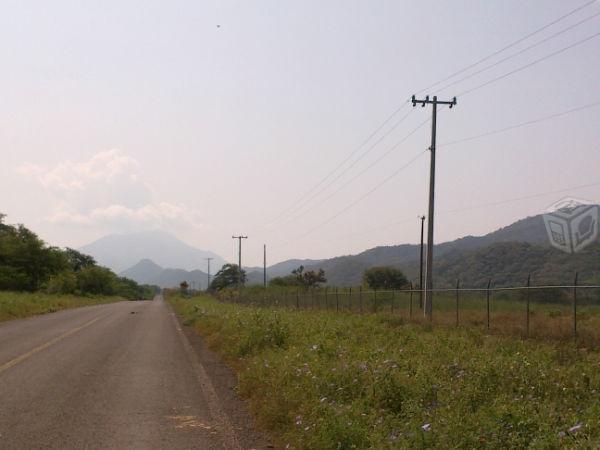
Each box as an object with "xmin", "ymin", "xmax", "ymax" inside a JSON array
[
  {"xmin": 269, "ymin": 1, "xmax": 600, "ymax": 241},
  {"xmin": 415, "ymin": 0, "xmax": 598, "ymax": 95}
]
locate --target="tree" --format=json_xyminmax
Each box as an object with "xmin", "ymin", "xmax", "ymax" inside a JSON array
[
  {"xmin": 76, "ymin": 266, "xmax": 116, "ymax": 295},
  {"xmin": 363, "ymin": 266, "xmax": 408, "ymax": 290},
  {"xmin": 65, "ymin": 248, "xmax": 96, "ymax": 272},
  {"xmin": 209, "ymin": 264, "xmax": 246, "ymax": 291},
  {"xmin": 180, "ymin": 281, "xmax": 189, "ymax": 295},
  {"xmin": 270, "ymin": 266, "xmax": 326, "ymax": 288}
]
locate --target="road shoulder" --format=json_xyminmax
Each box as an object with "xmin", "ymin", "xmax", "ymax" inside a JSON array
[{"xmin": 170, "ymin": 304, "xmax": 273, "ymax": 450}]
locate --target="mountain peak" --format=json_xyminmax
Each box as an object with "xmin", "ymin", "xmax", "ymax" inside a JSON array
[{"xmin": 80, "ymin": 230, "xmax": 226, "ymax": 273}]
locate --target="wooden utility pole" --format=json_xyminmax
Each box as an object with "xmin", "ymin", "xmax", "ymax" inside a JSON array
[
  {"xmin": 263, "ymin": 244, "xmax": 267, "ymax": 288},
  {"xmin": 232, "ymin": 235, "xmax": 248, "ymax": 285},
  {"xmin": 412, "ymin": 95, "xmax": 457, "ymax": 319},
  {"xmin": 418, "ymin": 215, "xmax": 425, "ymax": 309},
  {"xmin": 204, "ymin": 257, "xmax": 213, "ymax": 289}
]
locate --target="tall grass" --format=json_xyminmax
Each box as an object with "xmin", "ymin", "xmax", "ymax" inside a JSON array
[
  {"xmin": 0, "ymin": 291, "xmax": 125, "ymax": 322},
  {"xmin": 170, "ymin": 293, "xmax": 600, "ymax": 449}
]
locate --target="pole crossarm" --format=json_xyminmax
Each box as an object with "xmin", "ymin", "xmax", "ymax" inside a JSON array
[{"xmin": 411, "ymin": 95, "xmax": 457, "ymax": 108}]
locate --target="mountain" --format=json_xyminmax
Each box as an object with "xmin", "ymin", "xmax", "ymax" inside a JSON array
[
  {"xmin": 80, "ymin": 230, "xmax": 226, "ymax": 273},
  {"xmin": 120, "ymin": 259, "xmax": 210, "ymax": 289},
  {"xmin": 246, "ymin": 210, "xmax": 599, "ymax": 287},
  {"xmin": 120, "ymin": 259, "xmax": 164, "ymax": 285}
]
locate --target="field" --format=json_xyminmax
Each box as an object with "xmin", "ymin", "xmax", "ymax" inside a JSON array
[
  {"xmin": 229, "ymin": 285, "xmax": 600, "ymax": 346},
  {"xmin": 169, "ymin": 293, "xmax": 600, "ymax": 449},
  {"xmin": 0, "ymin": 291, "xmax": 126, "ymax": 322}
]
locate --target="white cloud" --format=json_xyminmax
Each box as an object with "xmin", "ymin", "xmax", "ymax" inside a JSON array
[{"xmin": 17, "ymin": 149, "xmax": 203, "ymax": 231}]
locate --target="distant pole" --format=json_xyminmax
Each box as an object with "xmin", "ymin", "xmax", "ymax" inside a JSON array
[
  {"xmin": 232, "ymin": 235, "xmax": 248, "ymax": 286},
  {"xmin": 412, "ymin": 95, "xmax": 457, "ymax": 319},
  {"xmin": 263, "ymin": 244, "xmax": 267, "ymax": 288},
  {"xmin": 418, "ymin": 215, "xmax": 426, "ymax": 309},
  {"xmin": 205, "ymin": 257, "xmax": 213, "ymax": 289}
]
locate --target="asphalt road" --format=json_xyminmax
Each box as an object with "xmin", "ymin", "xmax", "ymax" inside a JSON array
[{"xmin": 0, "ymin": 296, "xmax": 250, "ymax": 449}]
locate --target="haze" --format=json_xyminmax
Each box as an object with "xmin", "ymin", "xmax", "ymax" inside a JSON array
[{"xmin": 2, "ymin": 0, "xmax": 599, "ymax": 266}]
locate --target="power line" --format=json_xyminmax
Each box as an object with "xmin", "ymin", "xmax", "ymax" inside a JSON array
[
  {"xmin": 435, "ymin": 10, "xmax": 600, "ymax": 95},
  {"xmin": 267, "ymin": 100, "xmax": 411, "ymax": 225},
  {"xmin": 439, "ymin": 181, "xmax": 600, "ymax": 214},
  {"xmin": 290, "ymin": 150, "xmax": 428, "ymax": 243},
  {"xmin": 458, "ymin": 31, "xmax": 600, "ymax": 97},
  {"xmin": 275, "ymin": 108, "xmax": 415, "ymax": 223},
  {"xmin": 317, "ymin": 181, "xmax": 600, "ymax": 245},
  {"xmin": 440, "ymin": 100, "xmax": 600, "ymax": 147},
  {"xmin": 415, "ymin": 0, "xmax": 597, "ymax": 95},
  {"xmin": 280, "ymin": 116, "xmax": 431, "ymax": 224},
  {"xmin": 268, "ymin": 2, "xmax": 598, "ymax": 227}
]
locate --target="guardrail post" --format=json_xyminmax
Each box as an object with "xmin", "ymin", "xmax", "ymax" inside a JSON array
[
  {"xmin": 455, "ymin": 279, "xmax": 460, "ymax": 326},
  {"xmin": 486, "ymin": 278, "xmax": 492, "ymax": 332},
  {"xmin": 573, "ymin": 272, "xmax": 578, "ymax": 339},
  {"xmin": 525, "ymin": 274, "xmax": 531, "ymax": 339}
]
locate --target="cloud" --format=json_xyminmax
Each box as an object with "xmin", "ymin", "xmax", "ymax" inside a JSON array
[{"xmin": 17, "ymin": 149, "xmax": 203, "ymax": 231}]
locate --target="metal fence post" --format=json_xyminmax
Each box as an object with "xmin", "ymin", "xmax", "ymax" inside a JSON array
[
  {"xmin": 409, "ymin": 283, "xmax": 413, "ymax": 320},
  {"xmin": 373, "ymin": 290, "xmax": 377, "ymax": 313},
  {"xmin": 486, "ymin": 278, "xmax": 492, "ymax": 332},
  {"xmin": 348, "ymin": 287, "xmax": 352, "ymax": 311},
  {"xmin": 525, "ymin": 274, "xmax": 531, "ymax": 339},
  {"xmin": 455, "ymin": 279, "xmax": 460, "ymax": 327},
  {"xmin": 573, "ymin": 272, "xmax": 578, "ymax": 339},
  {"xmin": 359, "ymin": 286, "xmax": 363, "ymax": 313}
]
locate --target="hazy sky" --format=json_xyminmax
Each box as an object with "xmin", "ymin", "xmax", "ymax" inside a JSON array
[{"xmin": 2, "ymin": 0, "xmax": 599, "ymax": 267}]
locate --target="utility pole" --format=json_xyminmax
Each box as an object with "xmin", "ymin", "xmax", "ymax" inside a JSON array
[
  {"xmin": 263, "ymin": 244, "xmax": 267, "ymax": 288},
  {"xmin": 412, "ymin": 95, "xmax": 457, "ymax": 318},
  {"xmin": 232, "ymin": 235, "xmax": 248, "ymax": 285},
  {"xmin": 204, "ymin": 257, "xmax": 213, "ymax": 289},
  {"xmin": 418, "ymin": 215, "xmax": 425, "ymax": 309}
]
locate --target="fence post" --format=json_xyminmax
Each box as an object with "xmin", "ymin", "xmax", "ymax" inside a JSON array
[
  {"xmin": 373, "ymin": 290, "xmax": 377, "ymax": 313},
  {"xmin": 336, "ymin": 288, "xmax": 339, "ymax": 312},
  {"xmin": 296, "ymin": 288, "xmax": 299, "ymax": 309},
  {"xmin": 348, "ymin": 287, "xmax": 352, "ymax": 311},
  {"xmin": 391, "ymin": 289, "xmax": 395, "ymax": 313},
  {"xmin": 525, "ymin": 274, "xmax": 531, "ymax": 339},
  {"xmin": 359, "ymin": 286, "xmax": 363, "ymax": 313},
  {"xmin": 409, "ymin": 283, "xmax": 413, "ymax": 320},
  {"xmin": 573, "ymin": 272, "xmax": 578, "ymax": 340},
  {"xmin": 486, "ymin": 278, "xmax": 492, "ymax": 332},
  {"xmin": 455, "ymin": 279, "xmax": 460, "ymax": 327},
  {"xmin": 325, "ymin": 287, "xmax": 328, "ymax": 309}
]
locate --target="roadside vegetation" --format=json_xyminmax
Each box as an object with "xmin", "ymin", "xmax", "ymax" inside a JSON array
[
  {"xmin": 169, "ymin": 292, "xmax": 600, "ymax": 449},
  {"xmin": 0, "ymin": 291, "xmax": 124, "ymax": 322},
  {"xmin": 0, "ymin": 213, "xmax": 157, "ymax": 321}
]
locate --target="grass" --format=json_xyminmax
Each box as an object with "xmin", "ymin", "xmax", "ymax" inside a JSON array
[
  {"xmin": 0, "ymin": 291, "xmax": 126, "ymax": 322},
  {"xmin": 169, "ymin": 292, "xmax": 600, "ymax": 449},
  {"xmin": 230, "ymin": 287, "xmax": 600, "ymax": 346}
]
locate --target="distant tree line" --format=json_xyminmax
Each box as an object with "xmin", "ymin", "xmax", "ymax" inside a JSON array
[{"xmin": 0, "ymin": 214, "xmax": 156, "ymax": 299}]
